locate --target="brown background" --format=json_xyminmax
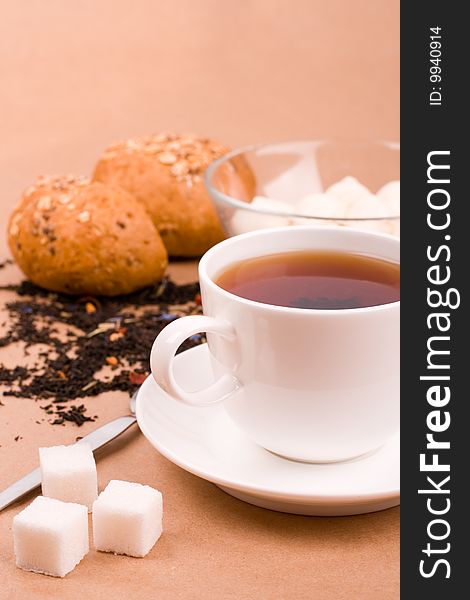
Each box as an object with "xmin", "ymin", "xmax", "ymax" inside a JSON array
[{"xmin": 0, "ymin": 1, "xmax": 399, "ymax": 599}]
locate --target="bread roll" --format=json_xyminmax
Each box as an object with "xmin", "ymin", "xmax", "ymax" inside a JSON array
[
  {"xmin": 8, "ymin": 175, "xmax": 168, "ymax": 296},
  {"xmin": 92, "ymin": 133, "xmax": 255, "ymax": 257}
]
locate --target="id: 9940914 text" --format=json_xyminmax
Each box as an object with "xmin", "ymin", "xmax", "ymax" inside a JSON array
[{"xmin": 429, "ymin": 26, "xmax": 442, "ymax": 107}]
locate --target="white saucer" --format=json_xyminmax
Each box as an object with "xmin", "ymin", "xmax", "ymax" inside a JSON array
[{"xmin": 136, "ymin": 345, "xmax": 400, "ymax": 516}]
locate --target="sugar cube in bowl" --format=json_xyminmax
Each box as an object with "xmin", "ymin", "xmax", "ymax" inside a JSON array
[
  {"xmin": 325, "ymin": 175, "xmax": 372, "ymax": 203},
  {"xmin": 229, "ymin": 196, "xmax": 291, "ymax": 235},
  {"xmin": 92, "ymin": 480, "xmax": 163, "ymax": 558},
  {"xmin": 13, "ymin": 496, "xmax": 89, "ymax": 577},
  {"xmin": 377, "ymin": 180, "xmax": 400, "ymax": 216},
  {"xmin": 39, "ymin": 443, "xmax": 98, "ymax": 510}
]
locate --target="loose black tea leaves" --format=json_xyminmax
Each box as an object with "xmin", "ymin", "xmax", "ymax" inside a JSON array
[{"xmin": 0, "ymin": 276, "xmax": 203, "ymax": 426}]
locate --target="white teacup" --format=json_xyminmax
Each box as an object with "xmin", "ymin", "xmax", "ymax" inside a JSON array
[{"xmin": 151, "ymin": 226, "xmax": 399, "ymax": 463}]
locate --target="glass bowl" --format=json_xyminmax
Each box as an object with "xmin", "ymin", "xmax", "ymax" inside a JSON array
[{"xmin": 205, "ymin": 140, "xmax": 400, "ymax": 238}]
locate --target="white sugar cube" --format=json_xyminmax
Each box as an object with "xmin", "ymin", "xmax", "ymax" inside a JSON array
[
  {"xmin": 229, "ymin": 196, "xmax": 290, "ymax": 234},
  {"xmin": 292, "ymin": 192, "xmax": 346, "ymax": 220},
  {"xmin": 345, "ymin": 193, "xmax": 390, "ymax": 219},
  {"xmin": 13, "ymin": 496, "xmax": 88, "ymax": 577},
  {"xmin": 377, "ymin": 180, "xmax": 400, "ymax": 215},
  {"xmin": 92, "ymin": 480, "xmax": 163, "ymax": 557},
  {"xmin": 39, "ymin": 443, "xmax": 98, "ymax": 510},
  {"xmin": 325, "ymin": 176, "xmax": 372, "ymax": 205}
]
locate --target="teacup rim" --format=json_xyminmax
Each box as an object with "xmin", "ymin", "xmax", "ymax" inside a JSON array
[{"xmin": 199, "ymin": 226, "xmax": 400, "ymax": 315}]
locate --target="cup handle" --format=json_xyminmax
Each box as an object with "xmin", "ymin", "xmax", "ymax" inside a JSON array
[{"xmin": 150, "ymin": 315, "xmax": 240, "ymax": 406}]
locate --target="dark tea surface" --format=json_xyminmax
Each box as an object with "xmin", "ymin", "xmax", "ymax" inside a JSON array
[{"xmin": 215, "ymin": 250, "xmax": 400, "ymax": 309}]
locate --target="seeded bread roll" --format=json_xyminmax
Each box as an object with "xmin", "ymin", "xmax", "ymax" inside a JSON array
[
  {"xmin": 92, "ymin": 133, "xmax": 255, "ymax": 257},
  {"xmin": 8, "ymin": 175, "xmax": 168, "ymax": 296}
]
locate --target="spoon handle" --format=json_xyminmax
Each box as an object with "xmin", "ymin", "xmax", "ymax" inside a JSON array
[
  {"xmin": 0, "ymin": 415, "xmax": 137, "ymax": 512},
  {"xmin": 76, "ymin": 415, "xmax": 137, "ymax": 453}
]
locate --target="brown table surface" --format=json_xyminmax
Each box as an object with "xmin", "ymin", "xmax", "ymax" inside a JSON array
[{"xmin": 0, "ymin": 1, "xmax": 399, "ymax": 598}]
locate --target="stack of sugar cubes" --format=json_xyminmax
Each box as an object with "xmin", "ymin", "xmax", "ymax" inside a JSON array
[
  {"xmin": 229, "ymin": 176, "xmax": 400, "ymax": 237},
  {"xmin": 13, "ymin": 443, "xmax": 163, "ymax": 577}
]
